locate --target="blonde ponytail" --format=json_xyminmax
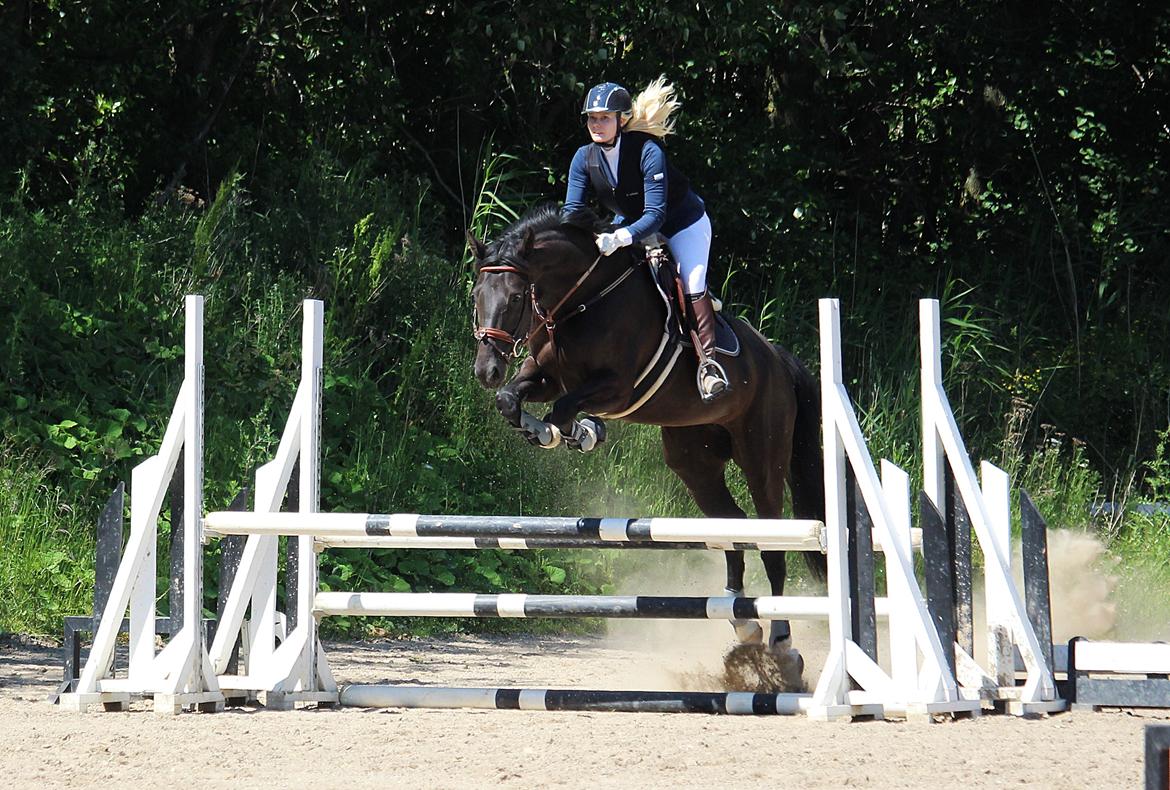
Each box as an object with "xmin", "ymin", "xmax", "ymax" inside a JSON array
[{"xmin": 624, "ymin": 76, "xmax": 681, "ymax": 139}]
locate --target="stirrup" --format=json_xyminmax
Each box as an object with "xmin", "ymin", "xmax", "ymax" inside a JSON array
[{"xmin": 697, "ymin": 358, "xmax": 730, "ymax": 403}]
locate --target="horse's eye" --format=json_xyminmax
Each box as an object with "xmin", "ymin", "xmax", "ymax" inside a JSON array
[{"xmin": 510, "ymin": 293, "xmax": 523, "ymax": 304}]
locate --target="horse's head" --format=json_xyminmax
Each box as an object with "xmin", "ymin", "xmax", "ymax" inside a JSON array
[
  {"xmin": 470, "ymin": 230, "xmax": 534, "ymax": 389},
  {"xmin": 469, "ymin": 205, "xmax": 608, "ymax": 389}
]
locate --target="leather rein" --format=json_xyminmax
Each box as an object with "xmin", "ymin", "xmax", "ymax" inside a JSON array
[{"xmin": 473, "ymin": 252, "xmax": 638, "ymax": 361}]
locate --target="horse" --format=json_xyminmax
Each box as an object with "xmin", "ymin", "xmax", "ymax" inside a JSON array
[{"xmin": 469, "ymin": 205, "xmax": 825, "ymax": 688}]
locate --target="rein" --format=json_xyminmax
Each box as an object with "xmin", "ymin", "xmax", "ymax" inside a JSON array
[{"xmin": 528, "ymin": 252, "xmax": 604, "ymax": 348}]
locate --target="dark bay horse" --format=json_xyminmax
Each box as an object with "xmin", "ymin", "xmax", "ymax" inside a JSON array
[{"xmin": 470, "ymin": 205, "xmax": 825, "ymax": 684}]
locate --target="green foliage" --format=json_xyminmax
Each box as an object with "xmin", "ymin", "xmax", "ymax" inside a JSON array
[
  {"xmin": 1141, "ymin": 430, "xmax": 1170, "ymax": 506},
  {"xmin": 1002, "ymin": 419, "xmax": 1103, "ymax": 535},
  {"xmin": 467, "ymin": 141, "xmax": 531, "ymax": 252}
]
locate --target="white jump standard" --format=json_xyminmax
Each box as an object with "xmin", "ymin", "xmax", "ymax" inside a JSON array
[
  {"xmin": 59, "ymin": 296, "xmax": 224, "ymax": 714},
  {"xmin": 919, "ymin": 300, "xmax": 1062, "ymax": 715}
]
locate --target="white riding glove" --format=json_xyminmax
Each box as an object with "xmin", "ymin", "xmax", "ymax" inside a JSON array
[{"xmin": 595, "ymin": 227, "xmax": 633, "ymax": 256}]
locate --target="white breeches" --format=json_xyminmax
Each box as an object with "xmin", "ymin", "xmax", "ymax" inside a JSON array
[{"xmin": 666, "ymin": 212, "xmax": 712, "ymax": 296}]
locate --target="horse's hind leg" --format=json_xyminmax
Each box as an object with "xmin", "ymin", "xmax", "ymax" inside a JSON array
[
  {"xmin": 728, "ymin": 398, "xmax": 811, "ymax": 681},
  {"xmin": 661, "ymin": 425, "xmax": 761, "ymax": 644}
]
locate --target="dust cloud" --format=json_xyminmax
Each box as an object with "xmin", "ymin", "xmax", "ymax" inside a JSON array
[
  {"xmin": 1043, "ymin": 529, "xmax": 1119, "ymax": 642},
  {"xmin": 591, "ymin": 527, "xmax": 1157, "ymax": 694},
  {"xmin": 600, "ymin": 548, "xmax": 827, "ymax": 692},
  {"xmin": 1015, "ymin": 528, "xmax": 1168, "ymax": 643}
]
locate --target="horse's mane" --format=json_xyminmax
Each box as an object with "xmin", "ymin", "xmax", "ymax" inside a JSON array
[
  {"xmin": 498, "ymin": 203, "xmax": 564, "ymax": 244},
  {"xmin": 492, "ymin": 204, "xmax": 607, "ymax": 259},
  {"xmin": 561, "ymin": 207, "xmax": 609, "ymax": 234}
]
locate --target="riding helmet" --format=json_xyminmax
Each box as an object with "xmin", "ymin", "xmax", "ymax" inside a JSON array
[{"xmin": 581, "ymin": 82, "xmax": 632, "ymax": 115}]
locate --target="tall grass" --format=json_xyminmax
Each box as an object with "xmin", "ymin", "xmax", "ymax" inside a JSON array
[
  {"xmin": 1107, "ymin": 429, "xmax": 1170, "ymax": 574},
  {"xmin": 0, "ymin": 444, "xmax": 92, "ymax": 634}
]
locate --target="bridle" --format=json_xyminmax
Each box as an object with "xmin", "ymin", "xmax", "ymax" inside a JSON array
[
  {"xmin": 473, "ymin": 249, "xmax": 637, "ymax": 361},
  {"xmin": 472, "ymin": 264, "xmax": 533, "ymax": 360}
]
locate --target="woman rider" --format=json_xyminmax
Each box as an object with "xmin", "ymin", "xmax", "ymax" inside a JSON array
[{"xmin": 561, "ymin": 78, "xmax": 730, "ymax": 403}]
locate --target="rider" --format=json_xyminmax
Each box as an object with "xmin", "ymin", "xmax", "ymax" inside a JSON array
[{"xmin": 561, "ymin": 77, "xmax": 730, "ymax": 403}]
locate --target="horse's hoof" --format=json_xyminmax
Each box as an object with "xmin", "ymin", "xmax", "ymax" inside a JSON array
[
  {"xmin": 535, "ymin": 423, "xmax": 562, "ymax": 449},
  {"xmin": 732, "ymin": 620, "xmax": 764, "ymax": 645},
  {"xmin": 516, "ymin": 421, "xmax": 561, "ymax": 448},
  {"xmin": 768, "ymin": 620, "xmax": 791, "ymax": 648},
  {"xmin": 767, "ymin": 638, "xmax": 806, "ymax": 691}
]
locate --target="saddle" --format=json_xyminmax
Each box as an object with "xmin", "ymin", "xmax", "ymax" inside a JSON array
[
  {"xmin": 639, "ymin": 240, "xmax": 741, "ymax": 357},
  {"xmin": 593, "ymin": 240, "xmax": 739, "ymax": 420}
]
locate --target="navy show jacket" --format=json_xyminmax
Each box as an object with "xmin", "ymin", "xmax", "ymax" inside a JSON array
[{"xmin": 562, "ymin": 131, "xmax": 705, "ymax": 241}]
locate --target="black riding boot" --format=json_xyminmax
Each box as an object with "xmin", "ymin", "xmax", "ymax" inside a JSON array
[{"xmin": 687, "ymin": 291, "xmax": 730, "ymax": 402}]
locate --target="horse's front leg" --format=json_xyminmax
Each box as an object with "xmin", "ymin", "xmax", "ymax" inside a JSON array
[
  {"xmin": 495, "ymin": 357, "xmax": 547, "ymax": 427},
  {"xmin": 496, "ymin": 356, "xmax": 563, "ymax": 445},
  {"xmin": 543, "ymin": 372, "xmax": 622, "ymax": 450}
]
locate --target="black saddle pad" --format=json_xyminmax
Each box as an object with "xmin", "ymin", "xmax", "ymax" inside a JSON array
[{"xmin": 710, "ymin": 314, "xmax": 740, "ymax": 356}]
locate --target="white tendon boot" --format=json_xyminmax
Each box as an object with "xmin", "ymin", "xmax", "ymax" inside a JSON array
[
  {"xmin": 566, "ymin": 417, "xmax": 606, "ymax": 453},
  {"xmin": 519, "ymin": 411, "xmax": 562, "ymax": 448},
  {"xmin": 725, "ymin": 587, "xmax": 763, "ymax": 644}
]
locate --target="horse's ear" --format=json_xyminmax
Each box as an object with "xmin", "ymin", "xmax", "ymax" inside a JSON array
[
  {"xmin": 519, "ymin": 228, "xmax": 536, "ymax": 257},
  {"xmin": 466, "ymin": 231, "xmax": 488, "ymax": 261}
]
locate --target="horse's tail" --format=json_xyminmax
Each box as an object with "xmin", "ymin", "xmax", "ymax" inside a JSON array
[{"xmin": 778, "ymin": 344, "xmax": 828, "ymax": 581}]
